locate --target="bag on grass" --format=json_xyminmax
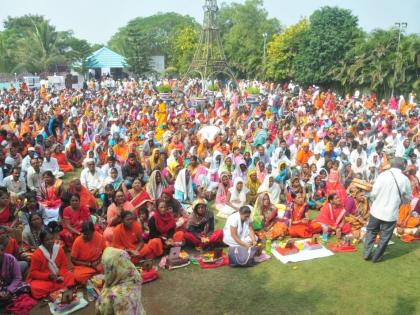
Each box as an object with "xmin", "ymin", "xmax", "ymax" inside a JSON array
[{"xmin": 228, "ymin": 246, "xmax": 257, "ymax": 267}]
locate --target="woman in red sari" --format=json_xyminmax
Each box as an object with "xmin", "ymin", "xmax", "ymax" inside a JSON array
[
  {"xmin": 112, "ymin": 211, "xmax": 163, "ymax": 264},
  {"xmin": 288, "ymin": 192, "xmax": 322, "ymax": 238},
  {"xmin": 125, "ymin": 177, "xmax": 150, "ymax": 203},
  {"xmin": 0, "ymin": 190, "xmax": 17, "ymax": 230},
  {"xmin": 313, "ymin": 193, "xmax": 351, "ymax": 237},
  {"xmin": 67, "ymin": 179, "xmax": 98, "ymax": 211},
  {"xmin": 148, "ymin": 199, "xmax": 184, "ymax": 246},
  {"xmin": 59, "ymin": 194, "xmax": 91, "ymax": 249},
  {"xmin": 27, "ymin": 231, "xmax": 75, "ymax": 299}
]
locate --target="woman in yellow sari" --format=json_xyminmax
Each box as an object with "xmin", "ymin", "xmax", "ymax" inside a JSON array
[{"xmin": 246, "ymin": 169, "xmax": 260, "ymax": 205}]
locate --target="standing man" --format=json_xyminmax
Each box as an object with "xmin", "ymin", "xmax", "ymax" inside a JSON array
[{"xmin": 364, "ymin": 157, "xmax": 411, "ymax": 262}]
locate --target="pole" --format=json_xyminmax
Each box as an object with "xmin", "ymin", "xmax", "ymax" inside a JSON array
[
  {"xmin": 262, "ymin": 33, "xmax": 268, "ymax": 80},
  {"xmin": 391, "ymin": 22, "xmax": 407, "ymax": 97}
]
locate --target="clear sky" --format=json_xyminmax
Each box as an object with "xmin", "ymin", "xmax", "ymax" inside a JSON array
[{"xmin": 1, "ymin": 0, "xmax": 419, "ymax": 44}]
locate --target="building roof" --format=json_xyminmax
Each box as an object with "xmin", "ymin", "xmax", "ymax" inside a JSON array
[{"xmin": 85, "ymin": 47, "xmax": 127, "ymax": 69}]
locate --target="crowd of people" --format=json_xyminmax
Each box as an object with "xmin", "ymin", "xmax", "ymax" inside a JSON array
[{"xmin": 0, "ymin": 77, "xmax": 418, "ymax": 314}]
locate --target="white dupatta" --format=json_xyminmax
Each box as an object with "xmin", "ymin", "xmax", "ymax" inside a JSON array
[{"xmin": 39, "ymin": 244, "xmax": 60, "ymax": 275}]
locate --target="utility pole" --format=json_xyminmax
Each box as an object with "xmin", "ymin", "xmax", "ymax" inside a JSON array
[
  {"xmin": 391, "ymin": 22, "xmax": 407, "ymax": 97},
  {"xmin": 262, "ymin": 32, "xmax": 268, "ymax": 81}
]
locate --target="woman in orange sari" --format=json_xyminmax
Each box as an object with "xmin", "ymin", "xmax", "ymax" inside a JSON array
[
  {"xmin": 113, "ymin": 138, "xmax": 129, "ymax": 162},
  {"xmin": 71, "ymin": 222, "xmax": 106, "ymax": 284},
  {"xmin": 397, "ymin": 197, "xmax": 419, "ymax": 233},
  {"xmin": 103, "ymin": 191, "xmax": 134, "ymax": 245},
  {"xmin": 251, "ymin": 192, "xmax": 288, "ymax": 240},
  {"xmin": 52, "ymin": 144, "xmax": 73, "ymax": 173},
  {"xmin": 288, "ymin": 192, "xmax": 322, "ymax": 238},
  {"xmin": 27, "ymin": 231, "xmax": 75, "ymax": 299},
  {"xmin": 67, "ymin": 178, "xmax": 98, "ymax": 211},
  {"xmin": 112, "ymin": 211, "xmax": 163, "ymax": 264}
]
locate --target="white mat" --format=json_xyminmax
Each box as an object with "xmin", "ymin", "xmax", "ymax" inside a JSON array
[
  {"xmin": 272, "ymin": 245, "xmax": 334, "ymax": 264},
  {"xmin": 48, "ymin": 298, "xmax": 89, "ymax": 315}
]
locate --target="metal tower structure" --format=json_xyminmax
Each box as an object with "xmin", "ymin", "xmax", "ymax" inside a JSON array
[{"xmin": 183, "ymin": 0, "xmax": 237, "ymax": 86}]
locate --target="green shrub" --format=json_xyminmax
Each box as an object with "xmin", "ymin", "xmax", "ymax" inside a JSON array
[
  {"xmin": 246, "ymin": 86, "xmax": 260, "ymax": 95},
  {"xmin": 157, "ymin": 84, "xmax": 171, "ymax": 93}
]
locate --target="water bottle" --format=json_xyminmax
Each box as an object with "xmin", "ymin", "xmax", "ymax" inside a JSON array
[
  {"xmin": 86, "ymin": 282, "xmax": 95, "ymax": 302},
  {"xmin": 265, "ymin": 238, "xmax": 272, "ymax": 255},
  {"xmin": 322, "ymin": 225, "xmax": 329, "ymax": 242}
]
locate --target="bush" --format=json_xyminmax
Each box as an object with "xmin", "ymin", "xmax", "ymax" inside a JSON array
[
  {"xmin": 246, "ymin": 86, "xmax": 260, "ymax": 95},
  {"xmin": 157, "ymin": 84, "xmax": 171, "ymax": 93},
  {"xmin": 207, "ymin": 83, "xmax": 219, "ymax": 91}
]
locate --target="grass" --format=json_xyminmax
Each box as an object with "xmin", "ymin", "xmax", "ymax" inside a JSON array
[
  {"xmin": 30, "ymin": 170, "xmax": 420, "ymax": 315},
  {"xmin": 142, "ymin": 215, "xmax": 420, "ymax": 315}
]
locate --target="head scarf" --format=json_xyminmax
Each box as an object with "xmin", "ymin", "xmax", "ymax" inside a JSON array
[
  {"xmin": 153, "ymin": 206, "xmax": 176, "ymax": 235},
  {"xmin": 97, "ymin": 248, "xmax": 143, "ymax": 315},
  {"xmin": 187, "ymin": 199, "xmax": 211, "ymax": 229},
  {"xmin": 229, "ymin": 177, "xmax": 249, "ymax": 204},
  {"xmin": 146, "ymin": 170, "xmax": 165, "ymax": 200},
  {"xmin": 149, "ymin": 148, "xmax": 161, "ymax": 172},
  {"xmin": 174, "ymin": 168, "xmax": 194, "ymax": 202},
  {"xmin": 246, "ymin": 169, "xmax": 260, "ymax": 194},
  {"xmin": 258, "ymin": 175, "xmax": 281, "ymax": 204},
  {"xmin": 251, "ymin": 192, "xmax": 273, "ymax": 224}
]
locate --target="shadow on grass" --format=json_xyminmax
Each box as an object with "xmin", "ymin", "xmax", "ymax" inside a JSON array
[{"xmin": 392, "ymin": 295, "xmax": 417, "ymax": 315}]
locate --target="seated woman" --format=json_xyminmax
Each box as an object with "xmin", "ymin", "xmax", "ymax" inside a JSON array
[
  {"xmin": 161, "ymin": 186, "xmax": 186, "ymax": 229},
  {"xmin": 59, "ymin": 193, "xmax": 91, "ymax": 249},
  {"xmin": 258, "ymin": 175, "xmax": 281, "ymax": 204},
  {"xmin": 184, "ymin": 199, "xmax": 223, "ymax": 249},
  {"xmin": 37, "ymin": 171, "xmax": 63, "ymax": 225},
  {"xmin": 0, "ymin": 242, "xmax": 30, "ymax": 307},
  {"xmin": 288, "ymin": 192, "xmax": 322, "ymax": 238},
  {"xmin": 67, "ymin": 178, "xmax": 99, "ymax": 212},
  {"xmin": 52, "ymin": 144, "xmax": 73, "ymax": 173},
  {"xmin": 148, "ymin": 199, "xmax": 184, "ymax": 246},
  {"xmin": 146, "ymin": 170, "xmax": 165, "ymax": 200},
  {"xmin": 174, "ymin": 169, "xmax": 195, "ymax": 211},
  {"xmin": 0, "ymin": 232, "xmax": 28, "ymax": 275},
  {"xmin": 252, "ymin": 192, "xmax": 288, "ymax": 240},
  {"xmin": 22, "ymin": 213, "xmax": 45, "ymax": 260},
  {"xmin": 396, "ymin": 197, "xmax": 419, "ymax": 236},
  {"xmin": 223, "ymin": 206, "xmax": 257, "ymax": 248},
  {"xmin": 313, "ymin": 193, "xmax": 351, "ymax": 240},
  {"xmin": 103, "ymin": 191, "xmax": 134, "ymax": 245},
  {"xmin": 162, "ymin": 160, "xmax": 180, "ymax": 187},
  {"xmin": 0, "ymin": 189, "xmax": 17, "ymax": 231},
  {"xmin": 214, "ymin": 172, "xmax": 234, "ymax": 218},
  {"xmin": 112, "ymin": 211, "xmax": 163, "ymax": 264},
  {"xmin": 246, "ymin": 170, "xmax": 260, "ymax": 206},
  {"xmin": 100, "ymin": 184, "xmax": 115, "ymax": 217},
  {"xmin": 220, "ymin": 177, "xmax": 249, "ymax": 219},
  {"xmin": 103, "ymin": 167, "xmax": 124, "ymax": 192},
  {"xmin": 346, "ymin": 190, "xmax": 370, "ymax": 240},
  {"xmin": 27, "ymin": 231, "xmax": 75, "ymax": 299},
  {"xmin": 308, "ymin": 175, "xmax": 326, "ymax": 210},
  {"xmin": 65, "ymin": 143, "xmax": 83, "ymax": 168},
  {"xmin": 19, "ymin": 192, "xmax": 47, "ymax": 227},
  {"xmin": 71, "ymin": 222, "xmax": 106, "ymax": 284},
  {"xmin": 95, "ymin": 248, "xmax": 144, "ymax": 315},
  {"xmin": 125, "ymin": 177, "xmax": 151, "ymax": 205}
]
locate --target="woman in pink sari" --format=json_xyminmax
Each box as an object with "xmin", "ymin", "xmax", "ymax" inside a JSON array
[
  {"xmin": 37, "ymin": 171, "xmax": 63, "ymax": 224},
  {"xmin": 326, "ymin": 163, "xmax": 347, "ymax": 207}
]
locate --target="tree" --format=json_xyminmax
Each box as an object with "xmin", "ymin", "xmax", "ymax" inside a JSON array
[
  {"xmin": 66, "ymin": 37, "xmax": 94, "ymax": 78},
  {"xmin": 293, "ymin": 6, "xmax": 362, "ymax": 87},
  {"xmin": 108, "ymin": 12, "xmax": 199, "ymax": 75},
  {"xmin": 172, "ymin": 26, "xmax": 200, "ymax": 75},
  {"xmin": 218, "ymin": 0, "xmax": 281, "ymax": 79},
  {"xmin": 266, "ymin": 19, "xmax": 308, "ymax": 82}
]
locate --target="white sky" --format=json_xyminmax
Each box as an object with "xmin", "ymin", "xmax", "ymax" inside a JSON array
[{"xmin": 1, "ymin": 0, "xmax": 419, "ymax": 44}]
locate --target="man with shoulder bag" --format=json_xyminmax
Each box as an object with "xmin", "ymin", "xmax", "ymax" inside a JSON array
[{"xmin": 364, "ymin": 157, "xmax": 412, "ymax": 262}]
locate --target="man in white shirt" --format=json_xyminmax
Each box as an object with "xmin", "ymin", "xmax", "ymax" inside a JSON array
[
  {"xmin": 364, "ymin": 158, "xmax": 412, "ymax": 263},
  {"xmin": 21, "ymin": 147, "xmax": 36, "ymax": 176},
  {"xmin": 41, "ymin": 148, "xmax": 64, "ymax": 178},
  {"xmin": 26, "ymin": 158, "xmax": 43, "ymax": 192},
  {"xmin": 3, "ymin": 167, "xmax": 26, "ymax": 197},
  {"xmin": 80, "ymin": 158, "xmax": 104, "ymax": 196}
]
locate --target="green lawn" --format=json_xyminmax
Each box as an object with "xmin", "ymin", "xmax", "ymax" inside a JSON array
[{"xmin": 53, "ymin": 170, "xmax": 420, "ymax": 315}]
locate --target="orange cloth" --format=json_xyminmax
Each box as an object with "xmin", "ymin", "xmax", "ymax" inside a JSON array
[
  {"xmin": 112, "ymin": 221, "xmax": 163, "ymax": 262},
  {"xmin": 398, "ymin": 204, "xmax": 420, "ymax": 228},
  {"xmin": 296, "ymin": 149, "xmax": 311, "ymax": 166},
  {"xmin": 113, "ymin": 144, "xmax": 129, "ymax": 161},
  {"xmin": 71, "ymin": 231, "xmax": 106, "ymax": 284},
  {"xmin": 27, "ymin": 247, "xmax": 75, "ymax": 299},
  {"xmin": 52, "ymin": 152, "xmax": 74, "ymax": 173},
  {"xmin": 256, "ymin": 222, "xmax": 288, "ymax": 241}
]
